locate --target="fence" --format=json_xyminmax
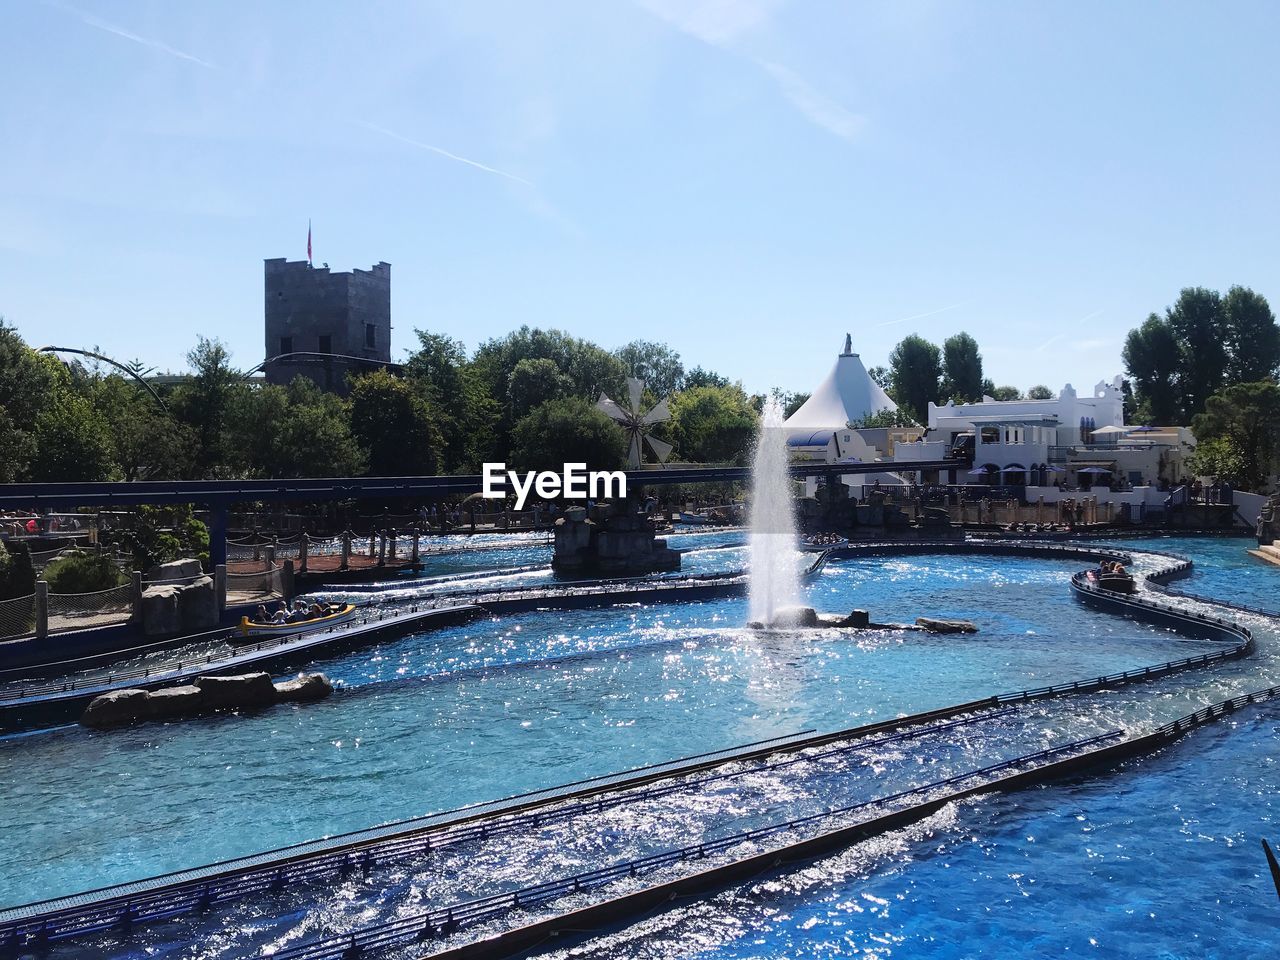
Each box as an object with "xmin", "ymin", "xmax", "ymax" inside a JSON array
[
  {"xmin": 225, "ymin": 563, "xmax": 283, "ymax": 604},
  {"xmin": 47, "ymin": 585, "xmax": 134, "ymax": 633},
  {"xmin": 0, "ymin": 594, "xmax": 35, "ymax": 641}
]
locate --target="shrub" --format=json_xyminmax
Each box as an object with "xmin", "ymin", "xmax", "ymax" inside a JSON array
[
  {"xmin": 41, "ymin": 549, "xmax": 126, "ymax": 593},
  {"xmin": 0, "ymin": 539, "xmax": 35, "ymax": 600}
]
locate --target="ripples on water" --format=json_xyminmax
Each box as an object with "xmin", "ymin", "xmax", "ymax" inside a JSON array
[{"xmin": 2, "ymin": 539, "xmax": 1277, "ymax": 959}]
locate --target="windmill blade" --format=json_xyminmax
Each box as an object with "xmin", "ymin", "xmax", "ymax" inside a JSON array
[
  {"xmin": 644, "ymin": 434, "xmax": 675, "ymax": 463},
  {"xmin": 596, "ymin": 394, "xmax": 628, "ymax": 422},
  {"xmin": 641, "ymin": 396, "xmax": 671, "ymax": 425},
  {"xmin": 626, "ymin": 378, "xmax": 644, "ymax": 417},
  {"xmin": 627, "ymin": 432, "xmax": 642, "ymax": 469}
]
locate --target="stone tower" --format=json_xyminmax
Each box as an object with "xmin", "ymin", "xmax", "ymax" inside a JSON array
[{"xmin": 263, "ymin": 258, "xmax": 391, "ymax": 392}]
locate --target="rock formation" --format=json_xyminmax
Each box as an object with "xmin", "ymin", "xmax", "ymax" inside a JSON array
[{"xmin": 80, "ymin": 672, "xmax": 334, "ymax": 729}]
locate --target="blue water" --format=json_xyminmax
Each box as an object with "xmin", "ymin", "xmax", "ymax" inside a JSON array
[
  {"xmin": 558, "ymin": 703, "xmax": 1280, "ymax": 960},
  {"xmin": 0, "ymin": 555, "xmax": 1209, "ymax": 906},
  {"xmin": 2, "ymin": 536, "xmax": 1277, "ymax": 960}
]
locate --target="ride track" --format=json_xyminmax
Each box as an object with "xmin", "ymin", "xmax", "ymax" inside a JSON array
[{"xmin": 0, "ymin": 538, "xmax": 1275, "ymax": 959}]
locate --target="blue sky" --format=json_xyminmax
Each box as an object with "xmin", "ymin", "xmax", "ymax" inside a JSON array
[{"xmin": 2, "ymin": 0, "xmax": 1277, "ymax": 395}]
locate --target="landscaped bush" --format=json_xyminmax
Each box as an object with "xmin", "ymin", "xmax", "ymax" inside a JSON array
[
  {"xmin": 41, "ymin": 549, "xmax": 126, "ymax": 593},
  {"xmin": 0, "ymin": 539, "xmax": 35, "ymax": 600}
]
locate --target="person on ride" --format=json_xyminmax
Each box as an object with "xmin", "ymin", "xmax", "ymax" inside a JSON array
[
  {"xmin": 1113, "ymin": 563, "xmax": 1129, "ymax": 578},
  {"xmin": 306, "ymin": 602, "xmax": 324, "ymax": 619},
  {"xmin": 270, "ymin": 604, "xmax": 289, "ymax": 624},
  {"xmin": 254, "ymin": 604, "xmax": 269, "ymax": 624}
]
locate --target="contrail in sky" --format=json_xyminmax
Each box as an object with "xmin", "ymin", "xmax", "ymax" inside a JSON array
[
  {"xmin": 874, "ymin": 302, "xmax": 967, "ymax": 328},
  {"xmin": 46, "ymin": 0, "xmax": 215, "ymax": 68},
  {"xmin": 360, "ymin": 122, "xmax": 533, "ymax": 187}
]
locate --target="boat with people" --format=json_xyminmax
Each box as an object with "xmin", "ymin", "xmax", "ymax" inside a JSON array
[
  {"xmin": 237, "ymin": 602, "xmax": 358, "ymax": 642},
  {"xmin": 1087, "ymin": 561, "xmax": 1137, "ymax": 595}
]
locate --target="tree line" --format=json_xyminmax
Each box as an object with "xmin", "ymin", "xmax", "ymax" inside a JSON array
[
  {"xmin": 0, "ymin": 322, "xmax": 772, "ymax": 483},
  {"xmin": 1122, "ymin": 285, "xmax": 1280, "ymax": 491},
  {"xmin": 869, "ymin": 331, "xmax": 1054, "ymax": 425}
]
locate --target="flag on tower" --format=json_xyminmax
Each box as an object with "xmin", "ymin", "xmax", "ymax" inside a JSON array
[{"xmin": 307, "ymin": 220, "xmax": 312, "ymax": 265}]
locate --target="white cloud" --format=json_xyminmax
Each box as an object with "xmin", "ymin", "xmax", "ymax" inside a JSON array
[{"xmin": 760, "ymin": 61, "xmax": 865, "ymax": 141}]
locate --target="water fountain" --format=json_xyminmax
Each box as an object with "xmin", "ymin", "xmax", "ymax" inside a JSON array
[{"xmin": 748, "ymin": 395, "xmax": 804, "ymax": 627}]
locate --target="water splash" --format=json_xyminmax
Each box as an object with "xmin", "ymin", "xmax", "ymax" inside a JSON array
[{"xmin": 748, "ymin": 395, "xmax": 802, "ymax": 626}]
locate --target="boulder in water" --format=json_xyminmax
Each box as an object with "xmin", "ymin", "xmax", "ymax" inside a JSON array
[
  {"xmin": 274, "ymin": 673, "xmax": 333, "ymax": 703},
  {"xmin": 768, "ymin": 606, "xmax": 820, "ymax": 629},
  {"xmin": 81, "ymin": 689, "xmax": 152, "ymax": 729},
  {"xmin": 916, "ymin": 617, "xmax": 978, "ymax": 634},
  {"xmin": 147, "ymin": 684, "xmax": 206, "ymax": 720},
  {"xmin": 195, "ymin": 672, "xmax": 277, "ymax": 711}
]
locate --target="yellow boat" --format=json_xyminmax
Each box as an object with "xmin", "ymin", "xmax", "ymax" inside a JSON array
[{"xmin": 236, "ymin": 603, "xmax": 358, "ymax": 641}]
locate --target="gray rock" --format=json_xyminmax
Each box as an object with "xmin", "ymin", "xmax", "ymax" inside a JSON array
[
  {"xmin": 195, "ymin": 672, "xmax": 277, "ymax": 711},
  {"xmin": 176, "ymin": 576, "xmax": 218, "ymax": 632},
  {"xmin": 140, "ymin": 585, "xmax": 181, "ymax": 637},
  {"xmin": 147, "ymin": 684, "xmax": 206, "ymax": 720},
  {"xmin": 145, "ymin": 558, "xmax": 203, "ymax": 582},
  {"xmin": 274, "ymin": 673, "xmax": 333, "ymax": 703},
  {"xmin": 916, "ymin": 617, "xmax": 978, "ymax": 633},
  {"xmin": 768, "ymin": 606, "xmax": 820, "ymax": 629},
  {"xmin": 81, "ymin": 689, "xmax": 152, "ymax": 729}
]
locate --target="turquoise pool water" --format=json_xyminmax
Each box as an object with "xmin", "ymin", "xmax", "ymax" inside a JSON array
[
  {"xmin": 3, "ymin": 536, "xmax": 1277, "ymax": 960},
  {"xmin": 0, "ymin": 554, "xmax": 1212, "ymax": 906}
]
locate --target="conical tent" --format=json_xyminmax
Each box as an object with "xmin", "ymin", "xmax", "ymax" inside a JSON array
[{"xmin": 783, "ymin": 336, "xmax": 897, "ymax": 434}]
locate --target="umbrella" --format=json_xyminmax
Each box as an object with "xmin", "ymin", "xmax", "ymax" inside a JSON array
[
  {"xmin": 1078, "ymin": 466, "xmax": 1112, "ymax": 474},
  {"xmin": 1130, "ymin": 425, "xmax": 1159, "ymax": 432},
  {"xmin": 1000, "ymin": 464, "xmax": 1026, "ymax": 472},
  {"xmin": 967, "ymin": 467, "xmax": 992, "ymax": 476},
  {"xmin": 1091, "ymin": 425, "xmax": 1128, "ymax": 436}
]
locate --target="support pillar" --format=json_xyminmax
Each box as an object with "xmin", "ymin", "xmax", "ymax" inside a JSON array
[
  {"xmin": 208, "ymin": 503, "xmax": 230, "ymax": 570},
  {"xmin": 299, "ymin": 534, "xmax": 309, "ymax": 574},
  {"xmin": 35, "ymin": 581, "xmax": 48, "ymax": 640},
  {"xmin": 214, "ymin": 564, "xmax": 227, "ymax": 613},
  {"xmin": 410, "ymin": 527, "xmax": 420, "ymax": 566},
  {"xmin": 368, "ymin": 532, "xmax": 377, "ymax": 559},
  {"xmin": 377, "ymin": 531, "xmax": 386, "ymax": 566},
  {"xmin": 341, "ymin": 530, "xmax": 352, "ymax": 571},
  {"xmin": 388, "ymin": 528, "xmax": 398, "ymax": 562},
  {"xmin": 131, "ymin": 570, "xmax": 143, "ymax": 622},
  {"xmin": 282, "ymin": 560, "xmax": 295, "ymax": 601}
]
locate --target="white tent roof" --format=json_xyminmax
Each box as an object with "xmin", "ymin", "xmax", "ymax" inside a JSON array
[{"xmin": 784, "ymin": 335, "xmax": 898, "ymax": 434}]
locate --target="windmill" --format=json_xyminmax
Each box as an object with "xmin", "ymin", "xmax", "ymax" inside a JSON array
[{"xmin": 596, "ymin": 378, "xmax": 675, "ymax": 468}]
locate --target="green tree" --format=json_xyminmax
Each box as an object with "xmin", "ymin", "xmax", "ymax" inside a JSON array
[
  {"xmin": 348, "ymin": 369, "xmax": 443, "ymax": 475},
  {"xmin": 1122, "ymin": 314, "xmax": 1182, "ymax": 423},
  {"xmin": 888, "ymin": 335, "xmax": 942, "ymax": 424},
  {"xmin": 1026, "ymin": 385, "xmax": 1054, "ymax": 400},
  {"xmin": 90, "ymin": 375, "xmax": 198, "ymax": 480},
  {"xmin": 403, "ymin": 329, "xmax": 497, "ymax": 471},
  {"xmin": 169, "ymin": 337, "xmax": 247, "ymax": 475},
  {"xmin": 227, "ymin": 379, "xmax": 365, "ymax": 478},
  {"xmin": 507, "ymin": 358, "xmax": 574, "ymax": 421},
  {"xmin": 1190, "ymin": 381, "xmax": 1280, "ymax": 491},
  {"xmin": 670, "ymin": 384, "xmax": 758, "ymax": 464},
  {"xmin": 684, "ymin": 366, "xmax": 730, "ymax": 389},
  {"xmin": 509, "ymin": 398, "xmax": 628, "ymax": 476},
  {"xmin": 1165, "ymin": 287, "xmax": 1227, "ymax": 419},
  {"xmin": 866, "ymin": 365, "xmax": 892, "ymax": 393},
  {"xmin": 28, "ymin": 389, "xmax": 117, "ymax": 482},
  {"xmin": 990, "ymin": 385, "xmax": 1021, "ymax": 401},
  {"xmin": 941, "ymin": 332, "xmax": 983, "ymax": 402},
  {"xmin": 1222, "ymin": 286, "xmax": 1280, "ymax": 383},
  {"xmin": 615, "ymin": 340, "xmax": 685, "ymax": 397},
  {"xmin": 112, "ymin": 505, "xmax": 210, "ymax": 571},
  {"xmin": 781, "ymin": 391, "xmax": 810, "ymax": 418}
]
